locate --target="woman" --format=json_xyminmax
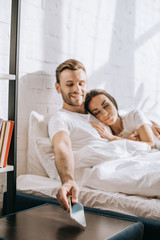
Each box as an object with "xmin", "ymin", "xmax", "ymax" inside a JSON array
[{"xmin": 85, "ymin": 89, "xmax": 160, "ymax": 149}]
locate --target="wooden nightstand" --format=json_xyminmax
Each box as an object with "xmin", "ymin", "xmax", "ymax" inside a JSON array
[{"xmin": 0, "ymin": 203, "xmax": 143, "ymax": 240}]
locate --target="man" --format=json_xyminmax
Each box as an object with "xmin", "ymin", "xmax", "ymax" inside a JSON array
[
  {"xmin": 48, "ymin": 59, "xmax": 93, "ymax": 212},
  {"xmin": 48, "ymin": 59, "xmax": 160, "ymax": 212}
]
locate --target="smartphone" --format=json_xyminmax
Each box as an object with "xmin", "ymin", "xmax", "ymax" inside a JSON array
[{"xmin": 70, "ymin": 197, "xmax": 86, "ymax": 228}]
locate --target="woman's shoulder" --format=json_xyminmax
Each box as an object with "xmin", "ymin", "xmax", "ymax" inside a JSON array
[
  {"xmin": 123, "ymin": 109, "xmax": 145, "ymax": 119},
  {"xmin": 123, "ymin": 108, "xmax": 151, "ymax": 128},
  {"xmin": 121, "ymin": 109, "xmax": 146, "ymax": 126}
]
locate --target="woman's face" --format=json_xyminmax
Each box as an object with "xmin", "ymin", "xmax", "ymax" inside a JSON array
[{"xmin": 88, "ymin": 94, "xmax": 118, "ymax": 126}]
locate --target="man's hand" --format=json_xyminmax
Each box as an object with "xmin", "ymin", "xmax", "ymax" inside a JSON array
[
  {"xmin": 56, "ymin": 180, "xmax": 79, "ymax": 212},
  {"xmin": 151, "ymin": 124, "xmax": 160, "ymax": 139}
]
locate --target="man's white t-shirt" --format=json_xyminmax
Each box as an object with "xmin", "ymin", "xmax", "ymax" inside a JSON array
[
  {"xmin": 48, "ymin": 109, "xmax": 109, "ymax": 152},
  {"xmin": 118, "ymin": 109, "xmax": 152, "ymax": 138}
]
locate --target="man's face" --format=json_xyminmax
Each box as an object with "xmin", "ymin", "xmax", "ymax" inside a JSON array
[{"xmin": 56, "ymin": 69, "xmax": 87, "ymax": 111}]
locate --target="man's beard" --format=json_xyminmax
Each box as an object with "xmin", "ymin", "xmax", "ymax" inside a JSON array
[{"xmin": 61, "ymin": 90, "xmax": 84, "ymax": 106}]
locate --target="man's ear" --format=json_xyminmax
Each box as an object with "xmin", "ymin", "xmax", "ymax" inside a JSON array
[{"xmin": 55, "ymin": 82, "xmax": 61, "ymax": 93}]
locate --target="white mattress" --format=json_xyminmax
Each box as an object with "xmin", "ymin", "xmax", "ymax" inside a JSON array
[{"xmin": 17, "ymin": 174, "xmax": 160, "ymax": 221}]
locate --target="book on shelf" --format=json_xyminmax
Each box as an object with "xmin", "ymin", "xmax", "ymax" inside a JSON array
[
  {"xmin": 0, "ymin": 121, "xmax": 6, "ymax": 156},
  {"xmin": 0, "ymin": 120, "xmax": 14, "ymax": 168}
]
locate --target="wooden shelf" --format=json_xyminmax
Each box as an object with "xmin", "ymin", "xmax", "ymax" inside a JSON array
[
  {"xmin": 0, "ymin": 73, "xmax": 16, "ymax": 81},
  {"xmin": 1, "ymin": 0, "xmax": 20, "ymax": 215},
  {"xmin": 0, "ymin": 165, "xmax": 14, "ymax": 173}
]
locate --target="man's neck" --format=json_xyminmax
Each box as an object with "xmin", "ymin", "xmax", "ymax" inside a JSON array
[{"xmin": 62, "ymin": 103, "xmax": 86, "ymax": 114}]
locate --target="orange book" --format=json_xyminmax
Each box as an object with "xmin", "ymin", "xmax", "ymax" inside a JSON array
[
  {"xmin": 3, "ymin": 121, "xmax": 14, "ymax": 167},
  {"xmin": 0, "ymin": 121, "xmax": 14, "ymax": 167}
]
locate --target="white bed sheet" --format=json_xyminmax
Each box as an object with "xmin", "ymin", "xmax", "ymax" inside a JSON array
[{"xmin": 17, "ymin": 174, "xmax": 160, "ymax": 221}]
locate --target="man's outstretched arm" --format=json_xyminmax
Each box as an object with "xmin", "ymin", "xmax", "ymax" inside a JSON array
[{"xmin": 52, "ymin": 130, "xmax": 79, "ymax": 212}]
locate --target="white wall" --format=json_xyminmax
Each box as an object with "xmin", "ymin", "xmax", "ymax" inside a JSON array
[
  {"xmin": 0, "ymin": 0, "xmax": 160, "ymax": 175},
  {"xmin": 0, "ymin": 0, "xmax": 11, "ymax": 119}
]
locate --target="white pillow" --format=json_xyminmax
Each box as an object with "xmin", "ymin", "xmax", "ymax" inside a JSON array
[
  {"xmin": 27, "ymin": 111, "xmax": 49, "ymax": 177},
  {"xmin": 35, "ymin": 137, "xmax": 59, "ymax": 180}
]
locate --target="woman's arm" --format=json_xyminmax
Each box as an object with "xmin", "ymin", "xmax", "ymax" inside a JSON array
[
  {"xmin": 127, "ymin": 110, "xmax": 156, "ymax": 148},
  {"xmin": 90, "ymin": 122, "xmax": 125, "ymax": 141},
  {"xmin": 90, "ymin": 121, "xmax": 140, "ymax": 141},
  {"xmin": 151, "ymin": 121, "xmax": 160, "ymax": 139},
  {"xmin": 90, "ymin": 121, "xmax": 156, "ymax": 148},
  {"xmin": 137, "ymin": 124, "xmax": 156, "ymax": 148}
]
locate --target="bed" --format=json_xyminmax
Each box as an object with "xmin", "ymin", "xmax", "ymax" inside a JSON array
[{"xmin": 12, "ymin": 109, "xmax": 160, "ymax": 239}]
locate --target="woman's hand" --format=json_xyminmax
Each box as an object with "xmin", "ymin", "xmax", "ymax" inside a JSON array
[
  {"xmin": 151, "ymin": 123, "xmax": 160, "ymax": 139},
  {"xmin": 127, "ymin": 131, "xmax": 140, "ymax": 141},
  {"xmin": 90, "ymin": 122, "xmax": 114, "ymax": 141}
]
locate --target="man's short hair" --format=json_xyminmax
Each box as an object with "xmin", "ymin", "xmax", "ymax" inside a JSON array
[{"xmin": 56, "ymin": 59, "xmax": 86, "ymax": 83}]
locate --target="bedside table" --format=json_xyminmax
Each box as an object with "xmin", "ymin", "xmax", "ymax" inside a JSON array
[{"xmin": 0, "ymin": 203, "xmax": 143, "ymax": 240}]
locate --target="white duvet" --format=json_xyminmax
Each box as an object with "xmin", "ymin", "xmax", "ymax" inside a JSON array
[{"xmin": 74, "ymin": 139, "xmax": 160, "ymax": 198}]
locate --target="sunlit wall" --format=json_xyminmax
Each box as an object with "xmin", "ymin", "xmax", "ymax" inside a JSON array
[
  {"xmin": 0, "ymin": 1, "xmax": 11, "ymax": 119},
  {"xmin": 1, "ymin": 0, "xmax": 160, "ymax": 175},
  {"xmin": 18, "ymin": 0, "xmax": 160, "ymax": 174}
]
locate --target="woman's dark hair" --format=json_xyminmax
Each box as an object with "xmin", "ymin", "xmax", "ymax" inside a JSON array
[{"xmin": 84, "ymin": 89, "xmax": 118, "ymax": 114}]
